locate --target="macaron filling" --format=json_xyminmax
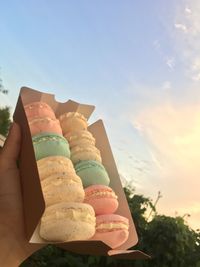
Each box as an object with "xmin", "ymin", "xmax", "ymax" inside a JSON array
[
  {"xmin": 29, "ymin": 117, "xmax": 59, "ymax": 125},
  {"xmin": 33, "ymin": 133, "xmax": 68, "ymax": 145},
  {"xmin": 71, "ymin": 146, "xmax": 101, "ymax": 154},
  {"xmin": 96, "ymin": 222, "xmax": 129, "ymax": 232},
  {"xmin": 85, "ymin": 190, "xmax": 117, "ymax": 200},
  {"xmin": 59, "ymin": 112, "xmax": 87, "ymax": 122}
]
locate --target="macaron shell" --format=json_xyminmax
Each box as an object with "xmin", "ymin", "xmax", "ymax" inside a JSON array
[
  {"xmin": 37, "ymin": 156, "xmax": 75, "ymax": 180},
  {"xmin": 84, "ymin": 185, "xmax": 118, "ymax": 215},
  {"xmin": 33, "ymin": 133, "xmax": 70, "ymax": 161},
  {"xmin": 75, "ymin": 160, "xmax": 110, "ymax": 188},
  {"xmin": 71, "ymin": 145, "xmax": 102, "ymax": 165},
  {"xmin": 59, "ymin": 112, "xmax": 88, "ymax": 135},
  {"xmin": 92, "ymin": 214, "xmax": 129, "ymax": 248},
  {"xmin": 29, "ymin": 117, "xmax": 62, "ymax": 136},
  {"xmin": 40, "ymin": 202, "xmax": 96, "ymax": 242},
  {"xmin": 40, "ymin": 219, "xmax": 95, "ymax": 242},
  {"xmin": 84, "ymin": 197, "xmax": 118, "ymax": 215},
  {"xmin": 24, "ymin": 102, "xmax": 56, "ymax": 120},
  {"xmin": 41, "ymin": 174, "xmax": 85, "ymax": 206},
  {"xmin": 91, "ymin": 229, "xmax": 129, "ymax": 249}
]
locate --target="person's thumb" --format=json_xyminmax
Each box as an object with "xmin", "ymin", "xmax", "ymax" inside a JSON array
[{"xmin": 0, "ymin": 122, "xmax": 21, "ymax": 170}]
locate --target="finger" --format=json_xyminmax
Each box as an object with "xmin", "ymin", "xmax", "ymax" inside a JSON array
[{"xmin": 0, "ymin": 122, "xmax": 21, "ymax": 168}]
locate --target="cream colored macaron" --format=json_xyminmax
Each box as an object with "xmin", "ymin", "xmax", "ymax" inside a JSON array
[
  {"xmin": 70, "ymin": 145, "xmax": 102, "ymax": 165},
  {"xmin": 37, "ymin": 156, "xmax": 75, "ymax": 181},
  {"xmin": 59, "ymin": 112, "xmax": 88, "ymax": 135},
  {"xmin": 40, "ymin": 202, "xmax": 96, "ymax": 242},
  {"xmin": 41, "ymin": 173, "xmax": 85, "ymax": 206},
  {"xmin": 65, "ymin": 130, "xmax": 95, "ymax": 148}
]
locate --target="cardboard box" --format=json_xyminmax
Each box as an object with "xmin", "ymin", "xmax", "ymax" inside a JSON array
[{"xmin": 13, "ymin": 87, "xmax": 150, "ymax": 260}]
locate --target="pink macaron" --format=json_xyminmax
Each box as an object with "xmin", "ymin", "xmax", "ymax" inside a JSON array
[
  {"xmin": 24, "ymin": 102, "xmax": 56, "ymax": 120},
  {"xmin": 91, "ymin": 214, "xmax": 129, "ymax": 249},
  {"xmin": 29, "ymin": 117, "xmax": 62, "ymax": 136},
  {"xmin": 84, "ymin": 185, "xmax": 118, "ymax": 215}
]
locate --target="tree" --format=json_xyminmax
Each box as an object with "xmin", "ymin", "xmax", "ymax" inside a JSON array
[
  {"xmin": 0, "ymin": 107, "xmax": 11, "ymax": 136},
  {"xmin": 0, "ymin": 71, "xmax": 8, "ymax": 95},
  {"xmin": 142, "ymin": 215, "xmax": 200, "ymax": 267},
  {"xmin": 113, "ymin": 188, "xmax": 200, "ymax": 267},
  {"xmin": 0, "ymin": 76, "xmax": 11, "ymax": 136}
]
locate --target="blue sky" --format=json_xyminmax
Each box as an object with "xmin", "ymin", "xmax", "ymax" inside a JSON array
[{"xmin": 1, "ymin": 0, "xmax": 200, "ymax": 229}]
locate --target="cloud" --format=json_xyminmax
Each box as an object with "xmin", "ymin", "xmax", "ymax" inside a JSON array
[
  {"xmin": 165, "ymin": 57, "xmax": 175, "ymax": 70},
  {"xmin": 185, "ymin": 7, "xmax": 192, "ymax": 14},
  {"xmin": 130, "ymin": 101, "xmax": 200, "ymax": 229},
  {"xmin": 152, "ymin": 40, "xmax": 175, "ymax": 71},
  {"xmin": 173, "ymin": 1, "xmax": 200, "ymax": 81},
  {"xmin": 174, "ymin": 23, "xmax": 188, "ymax": 32},
  {"xmin": 153, "ymin": 39, "xmax": 161, "ymax": 50}
]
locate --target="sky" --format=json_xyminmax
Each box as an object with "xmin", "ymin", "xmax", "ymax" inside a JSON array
[{"xmin": 0, "ymin": 0, "xmax": 200, "ymax": 230}]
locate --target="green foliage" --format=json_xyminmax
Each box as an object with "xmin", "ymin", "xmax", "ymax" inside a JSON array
[
  {"xmin": 0, "ymin": 77, "xmax": 8, "ymax": 94},
  {"xmin": 0, "ymin": 75, "xmax": 10, "ymax": 136},
  {"xmin": 142, "ymin": 215, "xmax": 200, "ymax": 267},
  {"xmin": 124, "ymin": 187, "xmax": 154, "ymax": 241},
  {"xmin": 0, "ymin": 107, "xmax": 11, "ymax": 136}
]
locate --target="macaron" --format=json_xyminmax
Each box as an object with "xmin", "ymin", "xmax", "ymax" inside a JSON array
[
  {"xmin": 65, "ymin": 130, "xmax": 95, "ymax": 148},
  {"xmin": 29, "ymin": 117, "xmax": 62, "ymax": 136},
  {"xmin": 59, "ymin": 112, "xmax": 88, "ymax": 135},
  {"xmin": 33, "ymin": 133, "xmax": 70, "ymax": 161},
  {"xmin": 75, "ymin": 160, "xmax": 110, "ymax": 188},
  {"xmin": 84, "ymin": 185, "xmax": 118, "ymax": 215},
  {"xmin": 71, "ymin": 145, "xmax": 102, "ymax": 165},
  {"xmin": 24, "ymin": 101, "xmax": 56, "ymax": 120},
  {"xmin": 40, "ymin": 202, "xmax": 96, "ymax": 242},
  {"xmin": 37, "ymin": 156, "xmax": 75, "ymax": 181},
  {"xmin": 92, "ymin": 214, "xmax": 129, "ymax": 249},
  {"xmin": 41, "ymin": 173, "xmax": 85, "ymax": 206}
]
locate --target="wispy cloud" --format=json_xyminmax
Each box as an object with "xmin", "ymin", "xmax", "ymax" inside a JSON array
[
  {"xmin": 130, "ymin": 100, "xmax": 200, "ymax": 229},
  {"xmin": 174, "ymin": 23, "xmax": 188, "ymax": 32},
  {"xmin": 153, "ymin": 39, "xmax": 161, "ymax": 50},
  {"xmin": 185, "ymin": 7, "xmax": 192, "ymax": 14},
  {"xmin": 153, "ymin": 40, "xmax": 175, "ymax": 71},
  {"xmin": 173, "ymin": 1, "xmax": 200, "ymax": 81},
  {"xmin": 165, "ymin": 57, "xmax": 175, "ymax": 70}
]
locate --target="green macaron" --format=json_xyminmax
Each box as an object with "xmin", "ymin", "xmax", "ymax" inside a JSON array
[
  {"xmin": 75, "ymin": 160, "xmax": 110, "ymax": 188},
  {"xmin": 32, "ymin": 133, "xmax": 70, "ymax": 161}
]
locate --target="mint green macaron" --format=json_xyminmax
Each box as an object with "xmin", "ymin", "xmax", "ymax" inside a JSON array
[
  {"xmin": 75, "ymin": 160, "xmax": 110, "ymax": 188},
  {"xmin": 32, "ymin": 133, "xmax": 70, "ymax": 161}
]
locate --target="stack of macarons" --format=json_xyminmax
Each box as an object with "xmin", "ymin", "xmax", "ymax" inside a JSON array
[
  {"xmin": 60, "ymin": 112, "xmax": 102, "ymax": 165},
  {"xmin": 24, "ymin": 102, "xmax": 96, "ymax": 242},
  {"xmin": 59, "ymin": 112, "xmax": 129, "ymax": 248},
  {"xmin": 24, "ymin": 102, "xmax": 70, "ymax": 160}
]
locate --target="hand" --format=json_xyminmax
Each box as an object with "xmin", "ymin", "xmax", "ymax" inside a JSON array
[{"xmin": 0, "ymin": 123, "xmax": 44, "ymax": 267}]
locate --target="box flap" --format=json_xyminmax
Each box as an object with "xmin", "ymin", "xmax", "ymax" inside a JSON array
[
  {"xmin": 88, "ymin": 120, "xmax": 138, "ymax": 250},
  {"xmin": 20, "ymin": 87, "xmax": 95, "ymax": 119},
  {"xmin": 108, "ymin": 250, "xmax": 151, "ymax": 259},
  {"xmin": 57, "ymin": 240, "xmax": 111, "ymax": 256}
]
